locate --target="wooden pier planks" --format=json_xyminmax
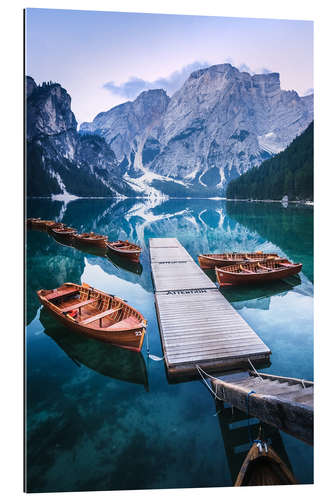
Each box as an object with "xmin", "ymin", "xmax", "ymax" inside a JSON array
[
  {"xmin": 149, "ymin": 238, "xmax": 271, "ymax": 379},
  {"xmin": 211, "ymin": 373, "xmax": 314, "ymax": 445}
]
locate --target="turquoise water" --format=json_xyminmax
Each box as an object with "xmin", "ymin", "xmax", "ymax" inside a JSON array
[{"xmin": 25, "ymin": 198, "xmax": 313, "ymax": 492}]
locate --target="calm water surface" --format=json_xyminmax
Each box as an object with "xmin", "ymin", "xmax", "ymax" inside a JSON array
[{"xmin": 25, "ymin": 198, "xmax": 313, "ymax": 492}]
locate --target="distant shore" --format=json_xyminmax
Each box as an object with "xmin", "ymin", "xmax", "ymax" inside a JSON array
[
  {"xmin": 27, "ymin": 195, "xmax": 313, "ymax": 206},
  {"xmin": 225, "ymin": 198, "xmax": 314, "ymax": 206}
]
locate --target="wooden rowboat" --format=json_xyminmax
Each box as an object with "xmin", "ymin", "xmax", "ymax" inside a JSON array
[
  {"xmin": 198, "ymin": 252, "xmax": 280, "ymax": 269},
  {"xmin": 50, "ymin": 226, "xmax": 77, "ymax": 239},
  {"xmin": 28, "ymin": 218, "xmax": 57, "ymax": 231},
  {"xmin": 73, "ymin": 232, "xmax": 108, "ymax": 247},
  {"xmin": 46, "ymin": 222, "xmax": 66, "ymax": 234},
  {"xmin": 106, "ymin": 240, "xmax": 142, "ymax": 262},
  {"xmin": 37, "ymin": 282, "xmax": 147, "ymax": 352},
  {"xmin": 216, "ymin": 258, "xmax": 302, "ymax": 286},
  {"xmin": 26, "ymin": 217, "xmax": 41, "ymax": 228},
  {"xmin": 235, "ymin": 434, "xmax": 297, "ymax": 486}
]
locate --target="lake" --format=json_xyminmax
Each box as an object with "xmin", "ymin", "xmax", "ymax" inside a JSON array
[{"xmin": 25, "ymin": 197, "xmax": 313, "ymax": 492}]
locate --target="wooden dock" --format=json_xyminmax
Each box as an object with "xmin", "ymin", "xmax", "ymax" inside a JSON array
[
  {"xmin": 149, "ymin": 238, "xmax": 271, "ymax": 379},
  {"xmin": 211, "ymin": 371, "xmax": 314, "ymax": 445}
]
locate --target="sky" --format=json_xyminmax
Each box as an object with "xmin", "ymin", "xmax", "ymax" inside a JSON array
[{"xmin": 25, "ymin": 8, "xmax": 313, "ymax": 125}]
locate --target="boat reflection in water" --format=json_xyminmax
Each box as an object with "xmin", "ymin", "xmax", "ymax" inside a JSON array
[
  {"xmin": 221, "ymin": 275, "xmax": 302, "ymax": 307},
  {"xmin": 106, "ymin": 251, "xmax": 143, "ymax": 275},
  {"xmin": 40, "ymin": 309, "xmax": 149, "ymax": 391},
  {"xmin": 71, "ymin": 240, "xmax": 107, "ymax": 258},
  {"xmin": 51, "ymin": 231, "xmax": 76, "ymax": 249},
  {"xmin": 214, "ymin": 396, "xmax": 295, "ymax": 485},
  {"xmin": 202, "ymin": 269, "xmax": 302, "ymax": 310}
]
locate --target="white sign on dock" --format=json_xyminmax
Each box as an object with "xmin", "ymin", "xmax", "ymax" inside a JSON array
[{"xmin": 149, "ymin": 238, "xmax": 271, "ymax": 379}]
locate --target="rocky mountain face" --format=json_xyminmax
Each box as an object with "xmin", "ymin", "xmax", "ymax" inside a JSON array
[
  {"xmin": 81, "ymin": 64, "xmax": 313, "ymax": 197},
  {"xmin": 26, "ymin": 76, "xmax": 135, "ymax": 198},
  {"xmin": 80, "ymin": 89, "xmax": 170, "ymax": 168}
]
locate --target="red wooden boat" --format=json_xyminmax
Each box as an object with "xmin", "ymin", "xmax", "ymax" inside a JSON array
[
  {"xmin": 37, "ymin": 282, "xmax": 147, "ymax": 352},
  {"xmin": 27, "ymin": 217, "xmax": 41, "ymax": 228},
  {"xmin": 73, "ymin": 232, "xmax": 108, "ymax": 248},
  {"xmin": 28, "ymin": 218, "xmax": 57, "ymax": 231},
  {"xmin": 106, "ymin": 240, "xmax": 142, "ymax": 262},
  {"xmin": 46, "ymin": 222, "xmax": 66, "ymax": 233},
  {"xmin": 50, "ymin": 226, "xmax": 77, "ymax": 239},
  {"xmin": 216, "ymin": 258, "xmax": 302, "ymax": 286},
  {"xmin": 235, "ymin": 434, "xmax": 297, "ymax": 486},
  {"xmin": 198, "ymin": 252, "xmax": 280, "ymax": 270}
]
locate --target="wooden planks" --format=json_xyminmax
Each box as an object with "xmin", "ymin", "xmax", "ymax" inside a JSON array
[
  {"xmin": 149, "ymin": 238, "xmax": 181, "ymax": 248},
  {"xmin": 211, "ymin": 374, "xmax": 314, "ymax": 445},
  {"xmin": 149, "ymin": 238, "xmax": 271, "ymax": 379},
  {"xmin": 150, "ymin": 246, "xmax": 193, "ymax": 263},
  {"xmin": 151, "ymin": 262, "xmax": 216, "ymax": 292}
]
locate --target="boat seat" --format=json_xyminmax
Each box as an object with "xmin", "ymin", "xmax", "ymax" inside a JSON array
[
  {"xmin": 239, "ymin": 267, "xmax": 255, "ymax": 273},
  {"xmin": 60, "ymin": 298, "xmax": 99, "ymax": 313},
  {"xmin": 79, "ymin": 307, "xmax": 122, "ymax": 326},
  {"xmin": 257, "ymin": 264, "xmax": 271, "ymax": 271},
  {"xmin": 106, "ymin": 316, "xmax": 142, "ymax": 331},
  {"xmin": 45, "ymin": 287, "xmax": 78, "ymax": 301}
]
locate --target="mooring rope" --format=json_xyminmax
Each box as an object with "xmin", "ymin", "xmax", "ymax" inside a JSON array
[
  {"xmin": 248, "ymin": 358, "xmax": 264, "ymax": 382},
  {"xmin": 195, "ymin": 364, "xmax": 224, "ymax": 402}
]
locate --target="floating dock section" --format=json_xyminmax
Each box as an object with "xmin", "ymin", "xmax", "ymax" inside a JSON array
[{"xmin": 149, "ymin": 238, "xmax": 271, "ymax": 379}]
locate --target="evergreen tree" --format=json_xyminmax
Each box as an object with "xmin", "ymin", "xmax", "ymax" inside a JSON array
[{"xmin": 226, "ymin": 122, "xmax": 313, "ymax": 201}]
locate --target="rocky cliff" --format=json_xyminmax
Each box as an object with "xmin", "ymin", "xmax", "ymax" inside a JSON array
[
  {"xmin": 80, "ymin": 89, "xmax": 170, "ymax": 177},
  {"xmin": 81, "ymin": 64, "xmax": 313, "ymax": 196},
  {"xmin": 26, "ymin": 77, "xmax": 135, "ymax": 198}
]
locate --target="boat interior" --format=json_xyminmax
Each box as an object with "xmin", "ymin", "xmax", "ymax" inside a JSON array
[
  {"xmin": 108, "ymin": 241, "xmax": 140, "ymax": 251},
  {"xmin": 204, "ymin": 252, "xmax": 278, "ymax": 261},
  {"xmin": 76, "ymin": 233, "xmax": 107, "ymax": 240},
  {"xmin": 241, "ymin": 455, "xmax": 293, "ymax": 486},
  {"xmin": 41, "ymin": 285, "xmax": 142, "ymax": 330},
  {"xmin": 218, "ymin": 259, "xmax": 293, "ymax": 274}
]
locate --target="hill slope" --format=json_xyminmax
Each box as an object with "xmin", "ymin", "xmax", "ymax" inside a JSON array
[{"xmin": 226, "ymin": 122, "xmax": 313, "ymax": 201}]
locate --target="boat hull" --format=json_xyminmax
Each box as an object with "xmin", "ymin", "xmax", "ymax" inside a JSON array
[
  {"xmin": 50, "ymin": 228, "xmax": 77, "ymax": 240},
  {"xmin": 216, "ymin": 263, "xmax": 302, "ymax": 286},
  {"xmin": 73, "ymin": 234, "xmax": 108, "ymax": 248}
]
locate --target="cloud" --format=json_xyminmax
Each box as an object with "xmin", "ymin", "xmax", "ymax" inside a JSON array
[
  {"xmin": 103, "ymin": 61, "xmax": 210, "ymax": 99},
  {"xmin": 103, "ymin": 60, "xmax": 276, "ymax": 101}
]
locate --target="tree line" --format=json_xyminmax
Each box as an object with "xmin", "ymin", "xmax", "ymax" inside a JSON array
[{"xmin": 226, "ymin": 122, "xmax": 313, "ymax": 201}]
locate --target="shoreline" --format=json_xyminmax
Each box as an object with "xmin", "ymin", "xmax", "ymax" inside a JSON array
[
  {"xmin": 225, "ymin": 198, "xmax": 314, "ymax": 206},
  {"xmin": 27, "ymin": 195, "xmax": 313, "ymax": 206}
]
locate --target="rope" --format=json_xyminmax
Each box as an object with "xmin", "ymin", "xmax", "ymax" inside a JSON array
[
  {"xmin": 248, "ymin": 358, "xmax": 264, "ymax": 382},
  {"xmin": 195, "ymin": 365, "xmax": 224, "ymax": 402},
  {"xmin": 245, "ymin": 391, "xmax": 271, "ymax": 452},
  {"xmin": 247, "ymin": 390, "xmax": 256, "ymax": 443}
]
